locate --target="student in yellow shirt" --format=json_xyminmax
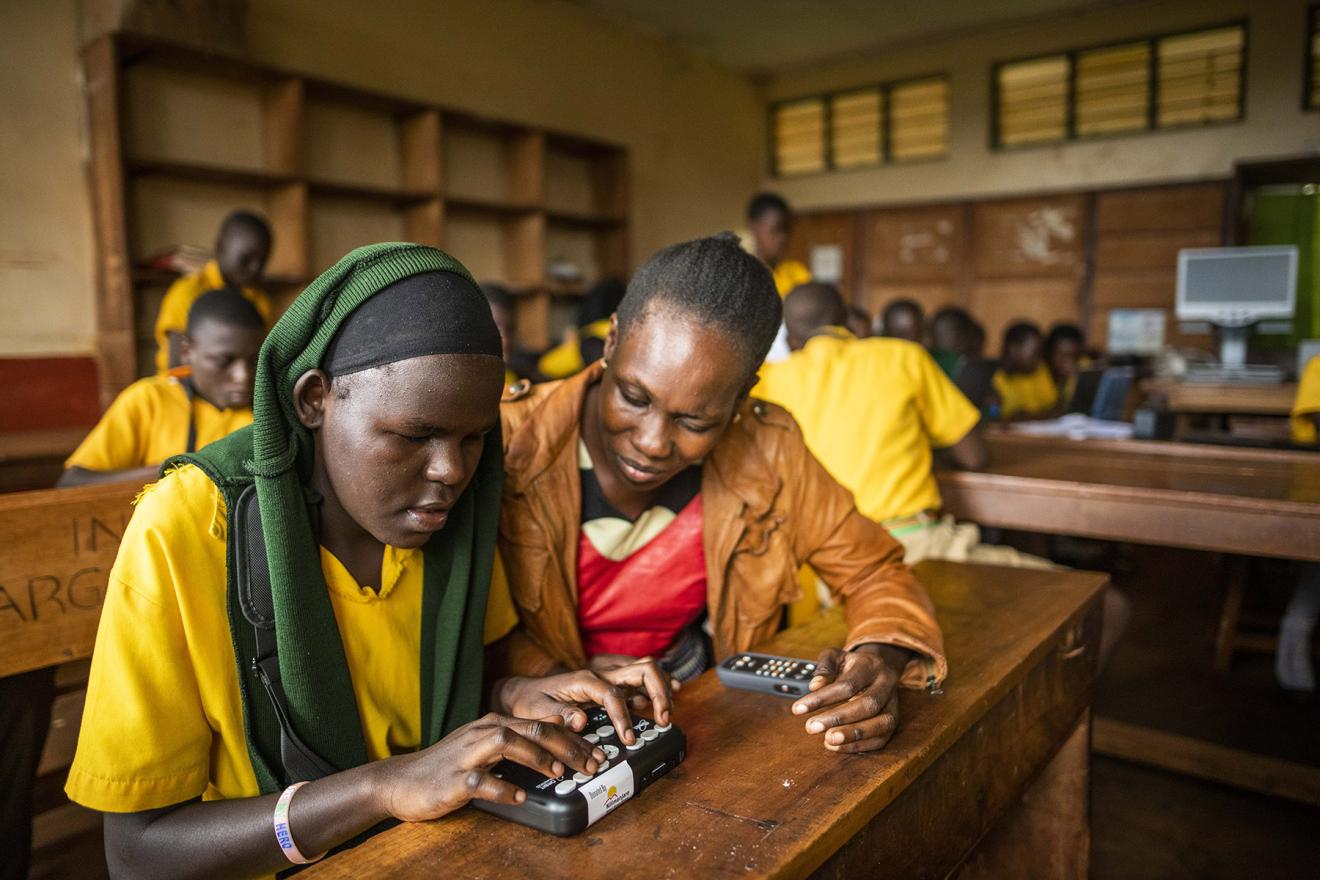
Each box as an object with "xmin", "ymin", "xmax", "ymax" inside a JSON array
[
  {"xmin": 154, "ymin": 210, "xmax": 274, "ymax": 373},
  {"xmin": 1291, "ymin": 354, "xmax": 1320, "ymax": 444},
  {"xmin": 757, "ymin": 284, "xmax": 1129, "ymax": 660},
  {"xmin": 992, "ymin": 321, "xmax": 1060, "ymax": 419},
  {"xmin": 743, "ymin": 192, "xmax": 811, "ymax": 296},
  {"xmin": 537, "ymin": 278, "xmax": 626, "ymax": 380},
  {"xmin": 66, "ymin": 244, "xmax": 671, "ymax": 879},
  {"xmin": 59, "ymin": 290, "xmax": 264, "ymax": 487}
]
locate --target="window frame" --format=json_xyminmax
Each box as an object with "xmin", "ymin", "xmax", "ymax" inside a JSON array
[
  {"xmin": 990, "ymin": 19, "xmax": 1248, "ymax": 150},
  {"xmin": 768, "ymin": 72, "xmax": 949, "ymax": 178},
  {"xmin": 1305, "ymin": 4, "xmax": 1319, "ymax": 112}
]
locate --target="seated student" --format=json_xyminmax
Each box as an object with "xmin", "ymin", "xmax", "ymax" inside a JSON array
[
  {"xmin": 846, "ymin": 304, "xmax": 873, "ymax": 339},
  {"xmin": 66, "ymin": 244, "xmax": 667, "ymax": 879},
  {"xmin": 992, "ymin": 321, "xmax": 1059, "ymax": 419},
  {"xmin": 538, "ymin": 279, "xmax": 626, "ymax": 380},
  {"xmin": 59, "ymin": 290, "xmax": 264, "ymax": 488},
  {"xmin": 1044, "ymin": 323, "xmax": 1087, "ymax": 407},
  {"xmin": 154, "ymin": 210, "xmax": 273, "ymax": 372},
  {"xmin": 492, "ymin": 234, "xmax": 946, "ymax": 754},
  {"xmin": 878, "ymin": 298, "xmax": 925, "ymax": 344},
  {"xmin": 928, "ymin": 306, "xmax": 974, "ymax": 378},
  {"xmin": 480, "ymin": 282, "xmax": 541, "ymax": 384}
]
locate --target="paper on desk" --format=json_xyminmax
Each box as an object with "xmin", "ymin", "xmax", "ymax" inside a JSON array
[{"xmin": 1007, "ymin": 413, "xmax": 1134, "ymax": 440}]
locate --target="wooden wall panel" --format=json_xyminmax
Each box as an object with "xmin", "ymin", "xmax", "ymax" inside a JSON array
[
  {"xmin": 1089, "ymin": 182, "xmax": 1227, "ymax": 349},
  {"xmin": 786, "ymin": 211, "xmax": 859, "ymax": 300},
  {"xmin": 973, "ymin": 195, "xmax": 1087, "ymax": 279},
  {"xmin": 971, "ymin": 279, "xmax": 1081, "ymax": 352},
  {"xmin": 862, "ymin": 206, "xmax": 964, "ymax": 283}
]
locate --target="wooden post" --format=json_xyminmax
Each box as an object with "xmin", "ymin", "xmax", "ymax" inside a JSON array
[{"xmin": 82, "ymin": 36, "xmax": 136, "ymax": 407}]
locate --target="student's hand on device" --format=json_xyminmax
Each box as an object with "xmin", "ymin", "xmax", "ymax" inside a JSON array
[
  {"xmin": 790, "ymin": 645, "xmax": 911, "ymax": 753},
  {"xmin": 589, "ymin": 653, "xmax": 683, "ymax": 712},
  {"xmin": 377, "ymin": 712, "xmax": 606, "ymax": 822},
  {"xmin": 498, "ymin": 660, "xmax": 674, "ymax": 743}
]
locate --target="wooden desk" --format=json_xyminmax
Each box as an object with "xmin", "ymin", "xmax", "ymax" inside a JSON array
[
  {"xmin": 937, "ymin": 433, "xmax": 1320, "ymax": 805},
  {"xmin": 938, "ymin": 433, "xmax": 1320, "ymax": 561},
  {"xmin": 1140, "ymin": 378, "xmax": 1297, "ymax": 417},
  {"xmin": 306, "ymin": 562, "xmax": 1107, "ymax": 880}
]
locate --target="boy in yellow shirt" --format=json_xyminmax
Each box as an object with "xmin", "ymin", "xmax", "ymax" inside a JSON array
[
  {"xmin": 992, "ymin": 321, "xmax": 1060, "ymax": 419},
  {"xmin": 742, "ymin": 192, "xmax": 811, "ymax": 296},
  {"xmin": 66, "ymin": 244, "xmax": 670, "ymax": 878},
  {"xmin": 154, "ymin": 210, "xmax": 273, "ymax": 372},
  {"xmin": 60, "ymin": 290, "xmax": 264, "ymax": 487},
  {"xmin": 1290, "ymin": 354, "xmax": 1320, "ymax": 444}
]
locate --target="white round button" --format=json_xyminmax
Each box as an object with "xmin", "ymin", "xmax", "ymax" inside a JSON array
[
  {"xmin": 626, "ymin": 740, "xmax": 644, "ymax": 751},
  {"xmin": 573, "ymin": 771, "xmax": 592, "ymax": 783},
  {"xmin": 596, "ymin": 725, "xmax": 615, "ymax": 739},
  {"xmin": 641, "ymin": 728, "xmax": 659, "ymax": 742},
  {"xmin": 555, "ymin": 779, "xmax": 578, "ymax": 795},
  {"xmin": 654, "ymin": 723, "xmax": 672, "ymax": 733},
  {"xmin": 584, "ymin": 733, "xmax": 600, "ymax": 744},
  {"xmin": 596, "ymin": 760, "xmax": 610, "ymax": 773},
  {"xmin": 603, "ymin": 744, "xmax": 620, "ymax": 759}
]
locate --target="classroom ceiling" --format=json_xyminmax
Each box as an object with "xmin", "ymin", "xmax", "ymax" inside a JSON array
[{"xmin": 567, "ymin": 0, "xmax": 1135, "ymax": 74}]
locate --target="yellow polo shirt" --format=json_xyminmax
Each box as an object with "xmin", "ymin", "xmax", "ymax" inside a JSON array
[
  {"xmin": 754, "ymin": 331, "xmax": 980, "ymax": 522},
  {"xmin": 65, "ymin": 373, "xmax": 253, "ymax": 473},
  {"xmin": 66, "ymin": 463, "xmax": 518, "ymax": 814},
  {"xmin": 538, "ymin": 318, "xmax": 612, "ymax": 380},
  {"xmin": 154, "ymin": 260, "xmax": 272, "ymax": 373},
  {"xmin": 1292, "ymin": 357, "xmax": 1320, "ymax": 444},
  {"xmin": 772, "ymin": 259, "xmax": 812, "ymax": 298},
  {"xmin": 993, "ymin": 364, "xmax": 1059, "ymax": 419}
]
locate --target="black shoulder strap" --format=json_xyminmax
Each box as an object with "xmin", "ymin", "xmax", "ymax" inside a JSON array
[
  {"xmin": 232, "ymin": 483, "xmax": 339, "ymax": 784},
  {"xmin": 179, "ymin": 377, "xmax": 199, "ymax": 455}
]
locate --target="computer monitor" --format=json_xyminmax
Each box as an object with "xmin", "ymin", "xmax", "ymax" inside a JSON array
[{"xmin": 1176, "ymin": 246, "xmax": 1298, "ymax": 373}]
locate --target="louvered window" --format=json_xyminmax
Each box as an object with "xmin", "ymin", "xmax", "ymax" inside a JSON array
[
  {"xmin": 771, "ymin": 75, "xmax": 948, "ymax": 176},
  {"xmin": 1156, "ymin": 26, "xmax": 1244, "ymax": 126},
  {"xmin": 996, "ymin": 55, "xmax": 1069, "ymax": 146},
  {"xmin": 890, "ymin": 77, "xmax": 949, "ymax": 160},
  {"xmin": 773, "ymin": 99, "xmax": 826, "ymax": 175},
  {"xmin": 993, "ymin": 22, "xmax": 1245, "ymax": 149},
  {"xmin": 830, "ymin": 89, "xmax": 882, "ymax": 169},
  {"xmin": 1076, "ymin": 42, "xmax": 1150, "ymax": 136}
]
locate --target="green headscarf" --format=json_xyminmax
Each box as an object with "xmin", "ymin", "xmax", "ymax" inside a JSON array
[{"xmin": 169, "ymin": 242, "xmax": 504, "ymax": 792}]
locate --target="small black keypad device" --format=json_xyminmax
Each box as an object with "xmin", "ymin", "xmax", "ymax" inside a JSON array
[{"xmin": 716, "ymin": 652, "xmax": 818, "ymax": 697}]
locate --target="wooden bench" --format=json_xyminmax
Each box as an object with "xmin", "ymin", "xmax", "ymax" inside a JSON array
[{"xmin": 0, "ymin": 481, "xmax": 140, "ymax": 847}]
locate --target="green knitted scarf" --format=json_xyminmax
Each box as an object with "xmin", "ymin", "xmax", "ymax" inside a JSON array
[{"xmin": 167, "ymin": 243, "xmax": 503, "ymax": 792}]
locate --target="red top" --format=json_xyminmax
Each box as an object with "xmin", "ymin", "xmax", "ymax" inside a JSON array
[{"xmin": 576, "ymin": 494, "xmax": 708, "ymax": 659}]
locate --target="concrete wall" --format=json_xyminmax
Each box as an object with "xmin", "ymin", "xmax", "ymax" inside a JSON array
[{"xmin": 762, "ymin": 0, "xmax": 1320, "ymax": 211}]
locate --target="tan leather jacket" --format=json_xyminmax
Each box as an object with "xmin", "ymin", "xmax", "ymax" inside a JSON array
[{"xmin": 491, "ymin": 362, "xmax": 947, "ymax": 690}]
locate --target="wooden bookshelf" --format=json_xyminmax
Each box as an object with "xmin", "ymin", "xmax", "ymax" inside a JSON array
[{"xmin": 83, "ymin": 32, "xmax": 630, "ymax": 401}]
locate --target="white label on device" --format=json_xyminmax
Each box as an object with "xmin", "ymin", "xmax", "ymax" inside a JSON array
[{"xmin": 578, "ymin": 760, "xmax": 633, "ymax": 825}]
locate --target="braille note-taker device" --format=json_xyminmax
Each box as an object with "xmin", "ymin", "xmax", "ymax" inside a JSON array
[
  {"xmin": 472, "ymin": 705, "xmax": 686, "ymax": 836},
  {"xmin": 717, "ymin": 652, "xmax": 818, "ymax": 697}
]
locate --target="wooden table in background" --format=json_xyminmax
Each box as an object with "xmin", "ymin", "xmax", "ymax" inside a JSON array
[
  {"xmin": 305, "ymin": 562, "xmax": 1107, "ymax": 880},
  {"xmin": 937, "ymin": 431, "xmax": 1320, "ymax": 807},
  {"xmin": 1139, "ymin": 378, "xmax": 1298, "ymax": 418}
]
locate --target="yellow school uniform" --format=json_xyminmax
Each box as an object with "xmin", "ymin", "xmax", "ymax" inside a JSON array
[
  {"xmin": 64, "ymin": 373, "xmax": 253, "ymax": 473},
  {"xmin": 66, "ymin": 463, "xmax": 519, "ymax": 814},
  {"xmin": 992, "ymin": 364, "xmax": 1059, "ymax": 418},
  {"xmin": 154, "ymin": 260, "xmax": 272, "ymax": 373},
  {"xmin": 1292, "ymin": 357, "xmax": 1320, "ymax": 444},
  {"xmin": 772, "ymin": 259, "xmax": 812, "ymax": 298},
  {"xmin": 537, "ymin": 318, "xmax": 612, "ymax": 380},
  {"xmin": 754, "ymin": 330, "xmax": 980, "ymax": 522}
]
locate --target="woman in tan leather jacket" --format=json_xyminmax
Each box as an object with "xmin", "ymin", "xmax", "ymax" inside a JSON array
[{"xmin": 491, "ymin": 234, "xmax": 947, "ymax": 753}]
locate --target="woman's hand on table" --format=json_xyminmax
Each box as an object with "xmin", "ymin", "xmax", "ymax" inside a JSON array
[
  {"xmin": 376, "ymin": 712, "xmax": 607, "ymax": 822},
  {"xmin": 496, "ymin": 659, "xmax": 675, "ymax": 744},
  {"xmin": 790, "ymin": 644, "xmax": 912, "ymax": 753}
]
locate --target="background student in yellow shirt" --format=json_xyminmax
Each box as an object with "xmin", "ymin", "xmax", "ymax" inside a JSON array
[
  {"xmin": 992, "ymin": 320, "xmax": 1060, "ymax": 419},
  {"xmin": 757, "ymin": 283, "xmax": 1128, "ymax": 660},
  {"xmin": 878, "ymin": 298, "xmax": 925, "ymax": 344},
  {"xmin": 66, "ymin": 244, "xmax": 670, "ymax": 879},
  {"xmin": 1290, "ymin": 353, "xmax": 1320, "ymax": 444},
  {"xmin": 154, "ymin": 210, "xmax": 273, "ymax": 372},
  {"xmin": 742, "ymin": 192, "xmax": 812, "ymax": 297},
  {"xmin": 59, "ymin": 290, "xmax": 264, "ymax": 487}
]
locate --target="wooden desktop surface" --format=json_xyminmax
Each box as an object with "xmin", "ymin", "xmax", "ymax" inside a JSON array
[
  {"xmin": 1139, "ymin": 378, "xmax": 1297, "ymax": 417},
  {"xmin": 938, "ymin": 432, "xmax": 1320, "ymax": 561},
  {"xmin": 305, "ymin": 561, "xmax": 1107, "ymax": 880}
]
